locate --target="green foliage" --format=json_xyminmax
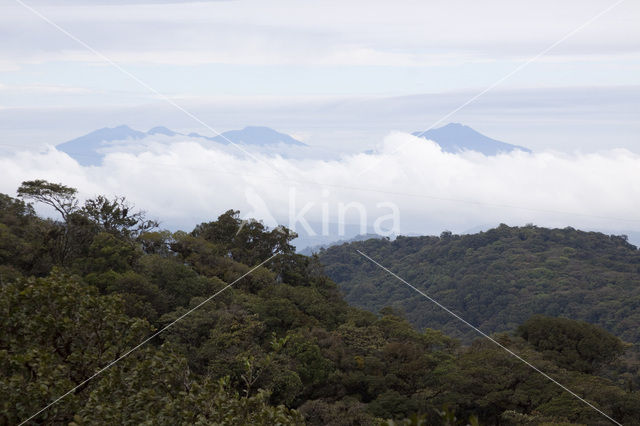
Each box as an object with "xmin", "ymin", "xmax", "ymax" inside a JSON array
[
  {"xmin": 192, "ymin": 209, "xmax": 297, "ymax": 267},
  {"xmin": 2, "ymin": 186, "xmax": 640, "ymax": 425},
  {"xmin": 0, "ymin": 271, "xmax": 152, "ymax": 424},
  {"xmin": 74, "ymin": 346, "xmax": 303, "ymax": 425},
  {"xmin": 318, "ymin": 224, "xmax": 640, "ymax": 345},
  {"xmin": 518, "ymin": 315, "xmax": 626, "ymax": 373},
  {"xmin": 0, "ymin": 193, "xmax": 53, "ymax": 276},
  {"xmin": 77, "ymin": 232, "xmax": 138, "ymax": 274},
  {"xmin": 81, "ymin": 195, "xmax": 158, "ymax": 239},
  {"xmin": 14, "ymin": 180, "xmax": 157, "ymax": 270},
  {"xmin": 17, "ymin": 179, "xmax": 78, "ymax": 221}
]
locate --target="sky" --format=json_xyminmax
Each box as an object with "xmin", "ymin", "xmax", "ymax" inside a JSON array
[
  {"xmin": 1, "ymin": 0, "xmax": 639, "ymax": 149},
  {"xmin": 1, "ymin": 0, "xmax": 639, "ymax": 247}
]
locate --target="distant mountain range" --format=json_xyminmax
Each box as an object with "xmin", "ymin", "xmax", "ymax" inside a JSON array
[
  {"xmin": 56, "ymin": 122, "xmax": 531, "ymax": 166},
  {"xmin": 56, "ymin": 125, "xmax": 306, "ymax": 166},
  {"xmin": 413, "ymin": 123, "xmax": 531, "ymax": 155}
]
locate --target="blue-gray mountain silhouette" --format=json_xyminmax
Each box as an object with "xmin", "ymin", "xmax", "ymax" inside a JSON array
[
  {"xmin": 56, "ymin": 125, "xmax": 147, "ymax": 166},
  {"xmin": 209, "ymin": 126, "xmax": 307, "ymax": 147},
  {"xmin": 147, "ymin": 126, "xmax": 177, "ymax": 136},
  {"xmin": 56, "ymin": 125, "xmax": 305, "ymax": 166},
  {"xmin": 412, "ymin": 123, "xmax": 531, "ymax": 155}
]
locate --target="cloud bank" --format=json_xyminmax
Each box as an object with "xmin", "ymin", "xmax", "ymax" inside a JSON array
[{"xmin": 1, "ymin": 132, "xmax": 639, "ymax": 247}]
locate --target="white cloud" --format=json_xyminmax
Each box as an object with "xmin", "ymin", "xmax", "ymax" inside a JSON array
[{"xmin": 1, "ymin": 133, "xmax": 638, "ymax": 245}]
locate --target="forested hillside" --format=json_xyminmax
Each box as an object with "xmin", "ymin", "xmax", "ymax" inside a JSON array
[
  {"xmin": 317, "ymin": 226, "xmax": 640, "ymax": 346},
  {"xmin": 2, "ymin": 181, "xmax": 640, "ymax": 425}
]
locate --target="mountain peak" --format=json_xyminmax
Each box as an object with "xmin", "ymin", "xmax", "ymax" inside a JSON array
[
  {"xmin": 212, "ymin": 126, "xmax": 307, "ymax": 146},
  {"xmin": 147, "ymin": 126, "xmax": 177, "ymax": 136},
  {"xmin": 56, "ymin": 125, "xmax": 146, "ymax": 166},
  {"xmin": 413, "ymin": 123, "xmax": 531, "ymax": 155}
]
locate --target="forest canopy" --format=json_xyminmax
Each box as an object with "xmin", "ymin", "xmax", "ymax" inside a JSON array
[
  {"xmin": 1, "ymin": 180, "xmax": 639, "ymax": 425},
  {"xmin": 317, "ymin": 225, "xmax": 640, "ymax": 345}
]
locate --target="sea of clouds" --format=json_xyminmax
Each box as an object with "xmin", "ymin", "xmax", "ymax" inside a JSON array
[{"xmin": 1, "ymin": 132, "xmax": 639, "ymax": 248}]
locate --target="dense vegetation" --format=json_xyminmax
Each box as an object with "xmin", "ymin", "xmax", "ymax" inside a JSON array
[
  {"xmin": 2, "ymin": 181, "xmax": 640, "ymax": 425},
  {"xmin": 318, "ymin": 226, "xmax": 640, "ymax": 345}
]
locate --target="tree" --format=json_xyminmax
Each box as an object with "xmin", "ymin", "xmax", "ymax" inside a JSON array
[
  {"xmin": 192, "ymin": 210, "xmax": 296, "ymax": 267},
  {"xmin": 0, "ymin": 193, "xmax": 52, "ymax": 277},
  {"xmin": 0, "ymin": 193, "xmax": 36, "ymax": 226},
  {"xmin": 518, "ymin": 315, "xmax": 627, "ymax": 373},
  {"xmin": 15, "ymin": 182, "xmax": 159, "ymax": 269},
  {"xmin": 82, "ymin": 195, "xmax": 158, "ymax": 239},
  {"xmin": 17, "ymin": 180, "xmax": 78, "ymax": 221},
  {"xmin": 75, "ymin": 354, "xmax": 305, "ymax": 426},
  {"xmin": 16, "ymin": 181, "xmax": 90, "ymax": 267},
  {"xmin": 0, "ymin": 270, "xmax": 152, "ymax": 424}
]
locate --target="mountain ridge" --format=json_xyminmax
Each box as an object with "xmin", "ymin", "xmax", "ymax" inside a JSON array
[
  {"xmin": 56, "ymin": 124, "xmax": 306, "ymax": 166},
  {"xmin": 317, "ymin": 224, "xmax": 640, "ymax": 345},
  {"xmin": 55, "ymin": 122, "xmax": 529, "ymax": 166}
]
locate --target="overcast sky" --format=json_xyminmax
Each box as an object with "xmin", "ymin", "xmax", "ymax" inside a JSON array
[{"xmin": 1, "ymin": 0, "xmax": 639, "ymax": 150}]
